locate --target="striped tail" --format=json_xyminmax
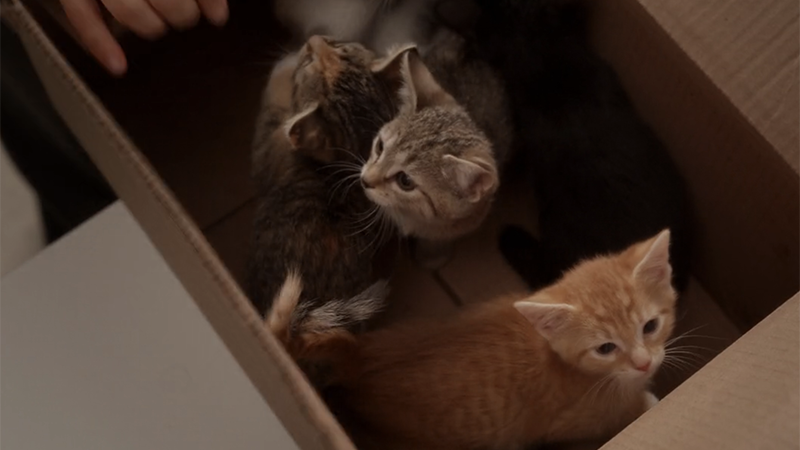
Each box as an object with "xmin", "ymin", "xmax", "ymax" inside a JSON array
[{"xmin": 266, "ymin": 270, "xmax": 389, "ymax": 369}]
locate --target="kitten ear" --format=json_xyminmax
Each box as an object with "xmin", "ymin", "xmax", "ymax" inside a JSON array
[
  {"xmin": 400, "ymin": 49, "xmax": 456, "ymax": 113},
  {"xmin": 442, "ymin": 154, "xmax": 497, "ymax": 203},
  {"xmin": 284, "ymin": 103, "xmax": 326, "ymax": 154},
  {"xmin": 514, "ymin": 300, "xmax": 576, "ymax": 340},
  {"xmin": 372, "ymin": 44, "xmax": 416, "ymax": 101},
  {"xmin": 372, "ymin": 44, "xmax": 416, "ymax": 77},
  {"xmin": 632, "ymin": 229, "xmax": 673, "ymax": 291}
]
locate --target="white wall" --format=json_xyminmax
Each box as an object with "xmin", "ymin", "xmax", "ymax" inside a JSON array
[{"xmin": 1, "ymin": 142, "xmax": 46, "ymax": 276}]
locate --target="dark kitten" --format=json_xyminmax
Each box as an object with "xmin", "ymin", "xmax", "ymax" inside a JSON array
[
  {"xmin": 247, "ymin": 36, "xmax": 411, "ymax": 335},
  {"xmin": 469, "ymin": 0, "xmax": 692, "ymax": 293}
]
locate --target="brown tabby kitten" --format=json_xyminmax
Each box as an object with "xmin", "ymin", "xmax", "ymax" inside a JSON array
[
  {"xmin": 248, "ymin": 37, "xmax": 412, "ymax": 359},
  {"xmin": 322, "ymin": 230, "xmax": 675, "ymax": 449},
  {"xmin": 360, "ymin": 29, "xmax": 513, "ymax": 242}
]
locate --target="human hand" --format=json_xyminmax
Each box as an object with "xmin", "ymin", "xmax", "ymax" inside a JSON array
[{"xmin": 60, "ymin": 0, "xmax": 229, "ymax": 76}]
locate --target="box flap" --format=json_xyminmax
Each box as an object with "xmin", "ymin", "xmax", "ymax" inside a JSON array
[
  {"xmin": 2, "ymin": 2, "xmax": 354, "ymax": 449},
  {"xmin": 603, "ymin": 294, "xmax": 799, "ymax": 450},
  {"xmin": 635, "ymin": 0, "xmax": 799, "ymax": 173},
  {"xmin": 590, "ymin": 0, "xmax": 800, "ymax": 330}
]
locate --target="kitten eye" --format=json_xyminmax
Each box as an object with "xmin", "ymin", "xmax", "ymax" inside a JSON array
[
  {"xmin": 596, "ymin": 343, "xmax": 617, "ymax": 355},
  {"xmin": 643, "ymin": 318, "xmax": 659, "ymax": 334},
  {"xmin": 395, "ymin": 171, "xmax": 416, "ymax": 191},
  {"xmin": 375, "ymin": 138, "xmax": 384, "ymax": 157}
]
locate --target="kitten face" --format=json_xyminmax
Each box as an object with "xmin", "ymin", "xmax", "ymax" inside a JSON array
[
  {"xmin": 291, "ymin": 36, "xmax": 375, "ymax": 108},
  {"xmin": 360, "ymin": 50, "xmax": 499, "ymax": 240},
  {"xmin": 283, "ymin": 36, "xmax": 411, "ymax": 164},
  {"xmin": 516, "ymin": 231, "xmax": 677, "ymax": 386}
]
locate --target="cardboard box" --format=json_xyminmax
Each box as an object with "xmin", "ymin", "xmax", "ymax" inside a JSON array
[{"xmin": 3, "ymin": 0, "xmax": 797, "ymax": 448}]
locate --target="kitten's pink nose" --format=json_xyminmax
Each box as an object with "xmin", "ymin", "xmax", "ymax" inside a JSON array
[
  {"xmin": 635, "ymin": 360, "xmax": 651, "ymax": 373},
  {"xmin": 308, "ymin": 35, "xmax": 331, "ymax": 53},
  {"xmin": 361, "ymin": 177, "xmax": 375, "ymax": 190}
]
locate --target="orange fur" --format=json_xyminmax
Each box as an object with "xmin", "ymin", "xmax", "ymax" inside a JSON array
[{"xmin": 336, "ymin": 231, "xmax": 677, "ymax": 449}]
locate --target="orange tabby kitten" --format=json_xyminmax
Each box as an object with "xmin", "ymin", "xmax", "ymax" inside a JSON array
[{"xmin": 329, "ymin": 230, "xmax": 675, "ymax": 449}]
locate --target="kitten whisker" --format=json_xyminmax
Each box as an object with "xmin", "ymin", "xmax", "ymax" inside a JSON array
[
  {"xmin": 327, "ymin": 146, "xmax": 367, "ymax": 165},
  {"xmin": 659, "ymin": 359, "xmax": 688, "ymax": 376},
  {"xmin": 347, "ymin": 207, "xmax": 382, "ymax": 237},
  {"xmin": 380, "ymin": 211, "xmax": 395, "ymax": 245},
  {"xmin": 324, "ymin": 161, "xmax": 361, "ymax": 170},
  {"xmin": 579, "ymin": 373, "xmax": 616, "ymax": 407},
  {"xmin": 664, "ymin": 352, "xmax": 707, "ymax": 364},
  {"xmin": 352, "ymin": 202, "xmax": 379, "ymax": 217},
  {"xmin": 327, "ymin": 172, "xmax": 361, "ymax": 190},
  {"xmin": 664, "ymin": 352, "xmax": 708, "ymax": 367},
  {"xmin": 324, "ymin": 165, "xmax": 362, "ymax": 179},
  {"xmin": 662, "ymin": 354, "xmax": 702, "ymax": 372},
  {"xmin": 665, "ymin": 344, "xmax": 716, "ymax": 354},
  {"xmin": 361, "ymin": 208, "xmax": 395, "ymax": 255},
  {"xmin": 350, "ymin": 205, "xmax": 381, "ymax": 226},
  {"xmin": 359, "ymin": 207, "xmax": 391, "ymax": 255},
  {"xmin": 659, "ymin": 359, "xmax": 680, "ymax": 376},
  {"xmin": 340, "ymin": 177, "xmax": 363, "ymax": 201},
  {"xmin": 323, "ymin": 159, "xmax": 363, "ymax": 169},
  {"xmin": 664, "ymin": 326, "xmax": 727, "ymax": 350},
  {"xmin": 665, "ymin": 343, "xmax": 709, "ymax": 356},
  {"xmin": 330, "ymin": 173, "xmax": 363, "ymax": 203},
  {"xmin": 668, "ymin": 333, "xmax": 728, "ymax": 343},
  {"xmin": 351, "ymin": 213, "xmax": 379, "ymax": 231},
  {"xmin": 664, "ymin": 325, "xmax": 707, "ymax": 345},
  {"xmin": 328, "ymin": 175, "xmax": 360, "ymax": 196},
  {"xmin": 660, "ymin": 359, "xmax": 683, "ymax": 373},
  {"xmin": 361, "ymin": 223, "xmax": 381, "ymax": 255}
]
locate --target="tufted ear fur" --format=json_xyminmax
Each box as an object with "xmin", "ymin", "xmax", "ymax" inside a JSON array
[
  {"xmin": 514, "ymin": 299, "xmax": 576, "ymax": 341},
  {"xmin": 395, "ymin": 49, "xmax": 456, "ymax": 114},
  {"xmin": 372, "ymin": 44, "xmax": 417, "ymax": 73},
  {"xmin": 284, "ymin": 103, "xmax": 330, "ymax": 160},
  {"xmin": 442, "ymin": 154, "xmax": 497, "ymax": 203},
  {"xmin": 372, "ymin": 44, "xmax": 417, "ymax": 97},
  {"xmin": 632, "ymin": 229, "xmax": 673, "ymax": 294}
]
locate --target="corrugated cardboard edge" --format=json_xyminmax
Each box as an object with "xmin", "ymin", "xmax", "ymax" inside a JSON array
[
  {"xmin": 603, "ymin": 294, "xmax": 800, "ymax": 450},
  {"xmin": 0, "ymin": 2, "xmax": 355, "ymax": 449},
  {"xmin": 636, "ymin": 0, "xmax": 800, "ymax": 174},
  {"xmin": 590, "ymin": 0, "xmax": 800, "ymax": 329}
]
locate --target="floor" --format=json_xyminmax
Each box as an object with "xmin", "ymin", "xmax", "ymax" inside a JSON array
[{"xmin": 1, "ymin": 143, "xmax": 46, "ymax": 277}]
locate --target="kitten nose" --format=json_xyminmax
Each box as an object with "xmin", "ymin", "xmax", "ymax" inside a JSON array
[
  {"xmin": 361, "ymin": 177, "xmax": 375, "ymax": 190},
  {"xmin": 635, "ymin": 360, "xmax": 652, "ymax": 373},
  {"xmin": 308, "ymin": 35, "xmax": 331, "ymax": 52}
]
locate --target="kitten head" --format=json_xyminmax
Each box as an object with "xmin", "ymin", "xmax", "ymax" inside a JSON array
[
  {"xmin": 515, "ymin": 230, "xmax": 677, "ymax": 386},
  {"xmin": 283, "ymin": 36, "xmax": 413, "ymax": 164},
  {"xmin": 360, "ymin": 49, "xmax": 499, "ymax": 240}
]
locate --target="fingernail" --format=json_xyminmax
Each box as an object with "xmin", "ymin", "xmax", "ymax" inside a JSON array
[
  {"xmin": 207, "ymin": 2, "xmax": 229, "ymax": 26},
  {"xmin": 107, "ymin": 55, "xmax": 127, "ymax": 76}
]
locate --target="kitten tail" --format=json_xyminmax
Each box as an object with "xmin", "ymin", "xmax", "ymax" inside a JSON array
[
  {"xmin": 266, "ymin": 269, "xmax": 304, "ymax": 339},
  {"xmin": 266, "ymin": 271, "xmax": 389, "ymax": 371}
]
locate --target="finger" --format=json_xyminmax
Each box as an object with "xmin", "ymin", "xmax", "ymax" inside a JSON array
[
  {"xmin": 102, "ymin": 0, "xmax": 167, "ymax": 40},
  {"xmin": 197, "ymin": 0, "xmax": 228, "ymax": 26},
  {"xmin": 61, "ymin": 0, "xmax": 128, "ymax": 75},
  {"xmin": 147, "ymin": 0, "xmax": 200, "ymax": 30}
]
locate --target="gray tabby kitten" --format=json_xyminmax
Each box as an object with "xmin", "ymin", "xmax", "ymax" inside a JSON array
[
  {"xmin": 360, "ymin": 30, "xmax": 513, "ymax": 243},
  {"xmin": 248, "ymin": 37, "xmax": 412, "ymax": 380}
]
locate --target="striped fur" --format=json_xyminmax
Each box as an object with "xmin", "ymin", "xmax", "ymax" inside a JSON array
[{"xmin": 266, "ymin": 270, "xmax": 389, "ymax": 374}]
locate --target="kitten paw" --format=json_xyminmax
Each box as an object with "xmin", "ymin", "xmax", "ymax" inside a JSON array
[{"xmin": 643, "ymin": 391, "xmax": 659, "ymax": 410}]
